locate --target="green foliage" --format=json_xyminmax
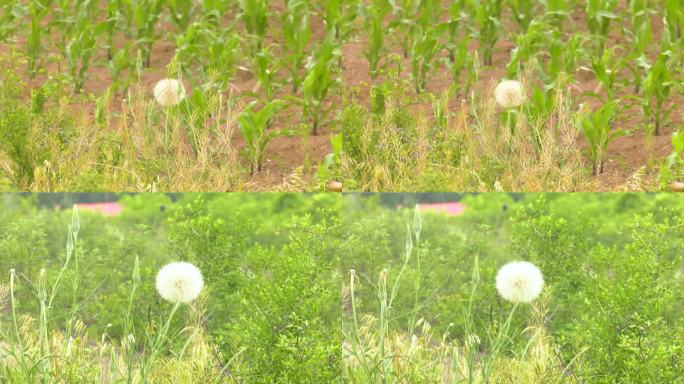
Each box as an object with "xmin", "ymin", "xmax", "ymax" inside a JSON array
[
  {"xmin": 281, "ymin": 0, "xmax": 311, "ymax": 93},
  {"xmin": 0, "ymin": 193, "xmax": 341, "ymax": 382},
  {"xmin": 578, "ymin": 99, "xmax": 622, "ymax": 175},
  {"xmin": 237, "ymin": 99, "xmax": 284, "ymax": 174},
  {"xmin": 302, "ymin": 37, "xmax": 340, "ymax": 135},
  {"xmin": 0, "ymin": 68, "xmax": 77, "ymax": 188},
  {"xmin": 642, "ymin": 51, "xmax": 674, "ymax": 136},
  {"xmin": 344, "ymin": 193, "xmax": 684, "ymax": 383}
]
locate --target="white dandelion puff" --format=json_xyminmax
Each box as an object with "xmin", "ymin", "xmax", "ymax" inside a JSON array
[
  {"xmin": 153, "ymin": 79, "xmax": 186, "ymax": 107},
  {"xmin": 495, "ymin": 261, "xmax": 544, "ymax": 304},
  {"xmin": 155, "ymin": 262, "xmax": 204, "ymax": 304},
  {"xmin": 494, "ymin": 80, "xmax": 524, "ymax": 109}
]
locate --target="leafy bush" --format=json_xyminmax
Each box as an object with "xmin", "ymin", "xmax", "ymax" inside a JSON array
[{"xmin": 343, "ymin": 193, "xmax": 684, "ymax": 382}]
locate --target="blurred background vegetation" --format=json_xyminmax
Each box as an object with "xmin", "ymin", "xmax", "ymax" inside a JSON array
[
  {"xmin": 342, "ymin": 193, "xmax": 684, "ymax": 383},
  {"xmin": 0, "ymin": 193, "xmax": 341, "ymax": 383}
]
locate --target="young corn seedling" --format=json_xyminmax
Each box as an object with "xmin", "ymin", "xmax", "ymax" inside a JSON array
[
  {"xmin": 544, "ymin": 33, "xmax": 585, "ymax": 85},
  {"xmin": 659, "ymin": 129, "xmax": 684, "ymax": 187},
  {"xmin": 624, "ymin": 0, "xmax": 652, "ymax": 93},
  {"xmin": 281, "ymin": 0, "xmax": 311, "ymax": 93},
  {"xmin": 507, "ymin": 20, "xmax": 547, "ymax": 78},
  {"xmin": 316, "ymin": 134, "xmax": 343, "ymax": 188},
  {"xmin": 119, "ymin": 0, "xmax": 164, "ymax": 67},
  {"xmin": 444, "ymin": 34, "xmax": 473, "ymax": 96},
  {"xmin": 409, "ymin": 0, "xmax": 441, "ymax": 93},
  {"xmin": 362, "ymin": 1, "xmax": 390, "ymax": 80},
  {"xmin": 0, "ymin": 0, "xmax": 18, "ymax": 41},
  {"xmin": 238, "ymin": 0, "xmax": 269, "ymax": 56},
  {"xmin": 102, "ymin": 0, "xmax": 123, "ymax": 61},
  {"xmin": 410, "ymin": 28, "xmax": 440, "ymax": 93},
  {"xmin": 586, "ymin": 0, "xmax": 618, "ymax": 54},
  {"xmin": 444, "ymin": 0, "xmax": 466, "ymax": 61},
  {"xmin": 469, "ymin": 0, "xmax": 503, "ymax": 66},
  {"xmin": 579, "ymin": 99, "xmax": 623, "ymax": 175},
  {"xmin": 167, "ymin": 0, "xmax": 195, "ymax": 30},
  {"xmin": 664, "ymin": 0, "xmax": 684, "ymax": 42},
  {"xmin": 302, "ymin": 38, "xmax": 340, "ymax": 135},
  {"xmin": 26, "ymin": 0, "xmax": 51, "ymax": 78},
  {"xmin": 509, "ymin": 0, "xmax": 535, "ymax": 31},
  {"xmin": 64, "ymin": 13, "xmax": 98, "ymax": 92},
  {"xmin": 642, "ymin": 51, "xmax": 674, "ymax": 136},
  {"xmin": 388, "ymin": 0, "xmax": 419, "ymax": 58},
  {"xmin": 238, "ymin": 99, "xmax": 284, "ymax": 174},
  {"xmin": 591, "ymin": 46, "xmax": 621, "ymax": 101},
  {"xmin": 321, "ymin": 0, "xmax": 359, "ymax": 40},
  {"xmin": 322, "ymin": 0, "xmax": 342, "ymax": 38},
  {"xmin": 176, "ymin": 22, "xmax": 242, "ymax": 88},
  {"xmin": 542, "ymin": 0, "xmax": 570, "ymax": 24},
  {"xmin": 252, "ymin": 48, "xmax": 278, "ymax": 102},
  {"xmin": 525, "ymin": 85, "xmax": 557, "ymax": 154}
]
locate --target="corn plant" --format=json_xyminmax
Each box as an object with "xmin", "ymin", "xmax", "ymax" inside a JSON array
[
  {"xmin": 659, "ymin": 129, "xmax": 684, "ymax": 186},
  {"xmin": 586, "ymin": 0, "xmax": 619, "ymax": 54},
  {"xmin": 509, "ymin": 0, "xmax": 535, "ymax": 31},
  {"xmin": 579, "ymin": 100, "xmax": 622, "ymax": 175},
  {"xmin": 541, "ymin": 33, "xmax": 586, "ymax": 87},
  {"xmin": 26, "ymin": 0, "xmax": 52, "ymax": 78},
  {"xmin": 444, "ymin": 34, "xmax": 473, "ymax": 96},
  {"xmin": 301, "ymin": 38, "xmax": 340, "ymax": 135},
  {"xmin": 238, "ymin": 0, "xmax": 269, "ymax": 55},
  {"xmin": 176, "ymin": 22, "xmax": 242, "ymax": 88},
  {"xmin": 281, "ymin": 0, "xmax": 311, "ymax": 93},
  {"xmin": 252, "ymin": 48, "xmax": 278, "ymax": 102},
  {"xmin": 362, "ymin": 1, "xmax": 390, "ymax": 80},
  {"xmin": 444, "ymin": 0, "xmax": 466, "ymax": 62},
  {"xmin": 623, "ymin": 0, "xmax": 652, "ymax": 93},
  {"xmin": 468, "ymin": 0, "xmax": 503, "ymax": 66},
  {"xmin": 119, "ymin": 0, "xmax": 164, "ymax": 67},
  {"xmin": 322, "ymin": 0, "xmax": 359, "ymax": 40},
  {"xmin": 316, "ymin": 134, "xmax": 343, "ymax": 187},
  {"xmin": 101, "ymin": 0, "xmax": 122, "ymax": 61},
  {"xmin": 0, "ymin": 0, "xmax": 18, "ymax": 41},
  {"xmin": 166, "ymin": 0, "xmax": 195, "ymax": 29},
  {"xmin": 237, "ymin": 99, "xmax": 284, "ymax": 174},
  {"xmin": 507, "ymin": 20, "xmax": 547, "ymax": 78},
  {"xmin": 591, "ymin": 46, "xmax": 621, "ymax": 101},
  {"xmin": 664, "ymin": 0, "xmax": 684, "ymax": 42},
  {"xmin": 388, "ymin": 0, "xmax": 419, "ymax": 58},
  {"xmin": 642, "ymin": 51, "xmax": 674, "ymax": 136},
  {"xmin": 408, "ymin": 0, "xmax": 441, "ymax": 93},
  {"xmin": 61, "ymin": 9, "xmax": 98, "ymax": 92}
]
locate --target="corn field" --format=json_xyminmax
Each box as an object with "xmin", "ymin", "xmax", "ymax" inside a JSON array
[{"xmin": 0, "ymin": 1, "xmax": 682, "ymax": 191}]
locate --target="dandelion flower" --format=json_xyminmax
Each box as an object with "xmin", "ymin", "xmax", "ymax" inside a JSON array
[
  {"xmin": 153, "ymin": 79, "xmax": 186, "ymax": 107},
  {"xmin": 155, "ymin": 262, "xmax": 204, "ymax": 304},
  {"xmin": 495, "ymin": 261, "xmax": 543, "ymax": 304},
  {"xmin": 494, "ymin": 80, "xmax": 524, "ymax": 109}
]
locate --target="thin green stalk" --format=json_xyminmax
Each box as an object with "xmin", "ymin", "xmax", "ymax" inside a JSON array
[{"xmin": 140, "ymin": 302, "xmax": 181, "ymax": 381}]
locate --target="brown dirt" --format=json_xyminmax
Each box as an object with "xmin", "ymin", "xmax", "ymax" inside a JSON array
[{"xmin": 0, "ymin": 1, "xmax": 679, "ymax": 191}]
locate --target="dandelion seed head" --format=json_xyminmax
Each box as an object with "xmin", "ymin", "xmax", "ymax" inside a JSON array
[
  {"xmin": 494, "ymin": 80, "xmax": 524, "ymax": 109},
  {"xmin": 153, "ymin": 79, "xmax": 186, "ymax": 107},
  {"xmin": 155, "ymin": 261, "xmax": 204, "ymax": 304},
  {"xmin": 495, "ymin": 261, "xmax": 544, "ymax": 304}
]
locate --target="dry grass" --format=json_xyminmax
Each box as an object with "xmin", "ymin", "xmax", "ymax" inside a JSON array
[
  {"xmin": 343, "ymin": 285, "xmax": 584, "ymax": 384},
  {"xmin": 342, "ymin": 79, "xmax": 598, "ymax": 192}
]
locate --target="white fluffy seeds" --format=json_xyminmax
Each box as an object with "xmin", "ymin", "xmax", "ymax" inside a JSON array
[
  {"xmin": 494, "ymin": 80, "xmax": 524, "ymax": 109},
  {"xmin": 495, "ymin": 261, "xmax": 544, "ymax": 304},
  {"xmin": 153, "ymin": 79, "xmax": 186, "ymax": 107},
  {"xmin": 155, "ymin": 262, "xmax": 204, "ymax": 304}
]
